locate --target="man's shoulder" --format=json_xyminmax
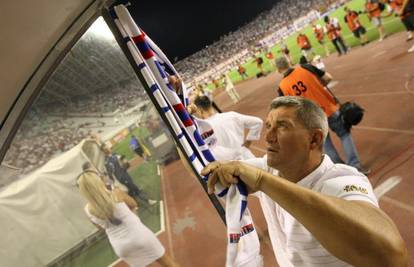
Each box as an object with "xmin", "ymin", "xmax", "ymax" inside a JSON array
[
  {"xmin": 315, "ymin": 163, "xmax": 364, "ymax": 184},
  {"xmin": 315, "ymin": 164, "xmax": 378, "ymax": 205}
]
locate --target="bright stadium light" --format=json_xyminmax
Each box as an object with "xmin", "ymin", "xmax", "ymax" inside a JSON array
[{"xmin": 89, "ymin": 17, "xmax": 114, "ymax": 40}]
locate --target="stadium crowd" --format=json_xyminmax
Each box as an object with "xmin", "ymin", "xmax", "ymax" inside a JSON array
[
  {"xmin": 175, "ymin": 0, "xmax": 340, "ymax": 80},
  {"xmin": 1, "ymin": 0, "xmax": 354, "ymax": 177},
  {"xmin": 40, "ymin": 83, "xmax": 145, "ymax": 116},
  {"xmin": 3, "ymin": 84, "xmax": 148, "ymax": 175}
]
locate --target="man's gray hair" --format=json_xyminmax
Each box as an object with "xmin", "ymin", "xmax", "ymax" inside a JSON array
[
  {"xmin": 270, "ymin": 96, "xmax": 329, "ymax": 141},
  {"xmin": 275, "ymin": 57, "xmax": 290, "ymax": 70}
]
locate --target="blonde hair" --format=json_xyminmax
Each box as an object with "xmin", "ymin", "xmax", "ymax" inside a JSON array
[{"xmin": 77, "ymin": 171, "xmax": 121, "ymax": 224}]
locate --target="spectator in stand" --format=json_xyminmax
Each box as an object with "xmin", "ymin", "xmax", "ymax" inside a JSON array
[
  {"xmin": 344, "ymin": 6, "xmax": 369, "ymax": 45},
  {"xmin": 324, "ymin": 16, "xmax": 349, "ymax": 56}
]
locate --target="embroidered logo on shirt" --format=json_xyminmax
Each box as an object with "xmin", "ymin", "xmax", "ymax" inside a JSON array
[
  {"xmin": 229, "ymin": 223, "xmax": 255, "ymax": 243},
  {"xmin": 343, "ymin": 185, "xmax": 368, "ymax": 194}
]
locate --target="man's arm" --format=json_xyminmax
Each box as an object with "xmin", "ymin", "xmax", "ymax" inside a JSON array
[
  {"xmin": 202, "ymin": 162, "xmax": 408, "ymax": 267},
  {"xmin": 302, "ymin": 63, "xmax": 333, "ymax": 85},
  {"xmin": 234, "ymin": 112, "xmax": 263, "ymax": 144},
  {"xmin": 320, "ymin": 71, "xmax": 333, "ymax": 85},
  {"xmin": 399, "ymin": 0, "xmax": 410, "ymax": 15}
]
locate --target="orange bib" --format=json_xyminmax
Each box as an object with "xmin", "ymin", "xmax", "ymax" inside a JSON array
[
  {"xmin": 279, "ymin": 66, "xmax": 338, "ymax": 117},
  {"xmin": 346, "ymin": 12, "xmax": 361, "ymax": 31}
]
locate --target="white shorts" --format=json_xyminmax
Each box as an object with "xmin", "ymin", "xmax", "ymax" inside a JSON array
[{"xmin": 371, "ymin": 16, "xmax": 382, "ymax": 27}]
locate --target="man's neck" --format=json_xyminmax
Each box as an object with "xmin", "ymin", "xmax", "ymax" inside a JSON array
[
  {"xmin": 278, "ymin": 154, "xmax": 324, "ymax": 183},
  {"xmin": 202, "ymin": 108, "xmax": 216, "ymax": 119},
  {"xmin": 281, "ymin": 67, "xmax": 293, "ymax": 77}
]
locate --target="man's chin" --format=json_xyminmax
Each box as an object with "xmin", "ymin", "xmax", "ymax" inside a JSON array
[{"xmin": 266, "ymin": 155, "xmax": 280, "ymax": 169}]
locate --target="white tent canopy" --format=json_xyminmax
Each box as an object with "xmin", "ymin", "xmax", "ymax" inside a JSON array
[{"xmin": 0, "ymin": 140, "xmax": 102, "ymax": 266}]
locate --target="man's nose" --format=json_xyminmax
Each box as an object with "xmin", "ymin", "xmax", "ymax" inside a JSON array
[{"xmin": 265, "ymin": 128, "xmax": 276, "ymax": 143}]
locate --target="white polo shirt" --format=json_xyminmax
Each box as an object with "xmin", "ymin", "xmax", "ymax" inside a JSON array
[{"xmin": 245, "ymin": 155, "xmax": 378, "ymax": 267}]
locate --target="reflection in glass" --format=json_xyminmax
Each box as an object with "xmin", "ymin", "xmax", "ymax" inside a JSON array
[{"xmin": 0, "ymin": 17, "xmax": 225, "ymax": 267}]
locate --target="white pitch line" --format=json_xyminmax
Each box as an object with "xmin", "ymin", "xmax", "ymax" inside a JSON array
[
  {"xmin": 374, "ymin": 176, "xmax": 402, "ymax": 198},
  {"xmin": 160, "ymin": 167, "xmax": 175, "ymax": 259},
  {"xmin": 405, "ymin": 77, "xmax": 414, "ymax": 95},
  {"xmin": 372, "ymin": 51, "xmax": 386, "ymax": 58},
  {"xmin": 336, "ymin": 91, "xmax": 408, "ymax": 98},
  {"xmin": 108, "ymin": 259, "xmax": 122, "ymax": 267},
  {"xmin": 155, "ymin": 200, "xmax": 165, "ymax": 236},
  {"xmin": 381, "ymin": 196, "xmax": 414, "ymax": 215},
  {"xmin": 353, "ymin": 125, "xmax": 414, "ymax": 135}
]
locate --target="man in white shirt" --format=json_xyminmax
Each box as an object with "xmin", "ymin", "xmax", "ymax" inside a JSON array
[
  {"xmin": 223, "ymin": 73, "xmax": 241, "ymax": 104},
  {"xmin": 201, "ymin": 96, "xmax": 407, "ymax": 267},
  {"xmin": 192, "ymin": 95, "xmax": 263, "ymax": 161}
]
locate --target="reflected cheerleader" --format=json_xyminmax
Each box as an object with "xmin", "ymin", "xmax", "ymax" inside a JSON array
[{"xmin": 77, "ymin": 170, "xmax": 179, "ymax": 267}]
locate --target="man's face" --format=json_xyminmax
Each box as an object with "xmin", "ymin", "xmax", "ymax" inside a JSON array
[{"xmin": 265, "ymin": 106, "xmax": 313, "ymax": 170}]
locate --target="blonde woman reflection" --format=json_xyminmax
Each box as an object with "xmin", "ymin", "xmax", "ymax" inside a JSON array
[{"xmin": 77, "ymin": 171, "xmax": 179, "ymax": 267}]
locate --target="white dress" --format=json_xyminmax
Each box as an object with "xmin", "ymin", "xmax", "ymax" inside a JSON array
[{"xmin": 85, "ymin": 202, "xmax": 165, "ymax": 267}]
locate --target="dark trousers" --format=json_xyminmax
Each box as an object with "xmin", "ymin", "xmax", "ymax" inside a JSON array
[
  {"xmin": 117, "ymin": 173, "xmax": 149, "ymax": 204},
  {"xmin": 332, "ymin": 37, "xmax": 348, "ymax": 55}
]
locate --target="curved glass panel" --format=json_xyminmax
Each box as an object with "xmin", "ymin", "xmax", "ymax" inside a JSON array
[{"xmin": 0, "ymin": 17, "xmax": 226, "ymax": 267}]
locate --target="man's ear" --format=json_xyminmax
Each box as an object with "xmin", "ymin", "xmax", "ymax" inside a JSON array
[{"xmin": 309, "ymin": 129, "xmax": 324, "ymax": 150}]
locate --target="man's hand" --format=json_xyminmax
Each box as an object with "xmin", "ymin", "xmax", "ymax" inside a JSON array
[
  {"xmin": 201, "ymin": 161, "xmax": 264, "ymax": 194},
  {"xmin": 168, "ymin": 75, "xmax": 183, "ymax": 93}
]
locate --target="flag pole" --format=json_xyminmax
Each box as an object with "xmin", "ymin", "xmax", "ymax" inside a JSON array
[{"xmin": 102, "ymin": 6, "xmax": 226, "ymax": 224}]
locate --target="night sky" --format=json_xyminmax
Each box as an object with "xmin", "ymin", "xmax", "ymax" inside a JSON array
[{"xmin": 128, "ymin": 0, "xmax": 278, "ymax": 61}]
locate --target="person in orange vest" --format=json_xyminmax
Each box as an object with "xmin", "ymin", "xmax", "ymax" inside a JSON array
[
  {"xmin": 211, "ymin": 76, "xmax": 221, "ymax": 89},
  {"xmin": 397, "ymin": 0, "xmax": 414, "ymax": 48},
  {"xmin": 274, "ymin": 56, "xmax": 370, "ymax": 174},
  {"xmin": 254, "ymin": 55, "xmax": 265, "ymax": 77},
  {"xmin": 237, "ymin": 64, "xmax": 249, "ymax": 80},
  {"xmin": 265, "ymin": 50, "xmax": 276, "ymax": 69},
  {"xmin": 296, "ymin": 33, "xmax": 315, "ymax": 60},
  {"xmin": 344, "ymin": 7, "xmax": 369, "ymax": 45},
  {"xmin": 365, "ymin": 0, "xmax": 386, "ymax": 41},
  {"xmin": 324, "ymin": 16, "xmax": 349, "ymax": 56},
  {"xmin": 385, "ymin": 0, "xmax": 413, "ymax": 40},
  {"xmin": 312, "ymin": 23, "xmax": 330, "ymax": 56}
]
